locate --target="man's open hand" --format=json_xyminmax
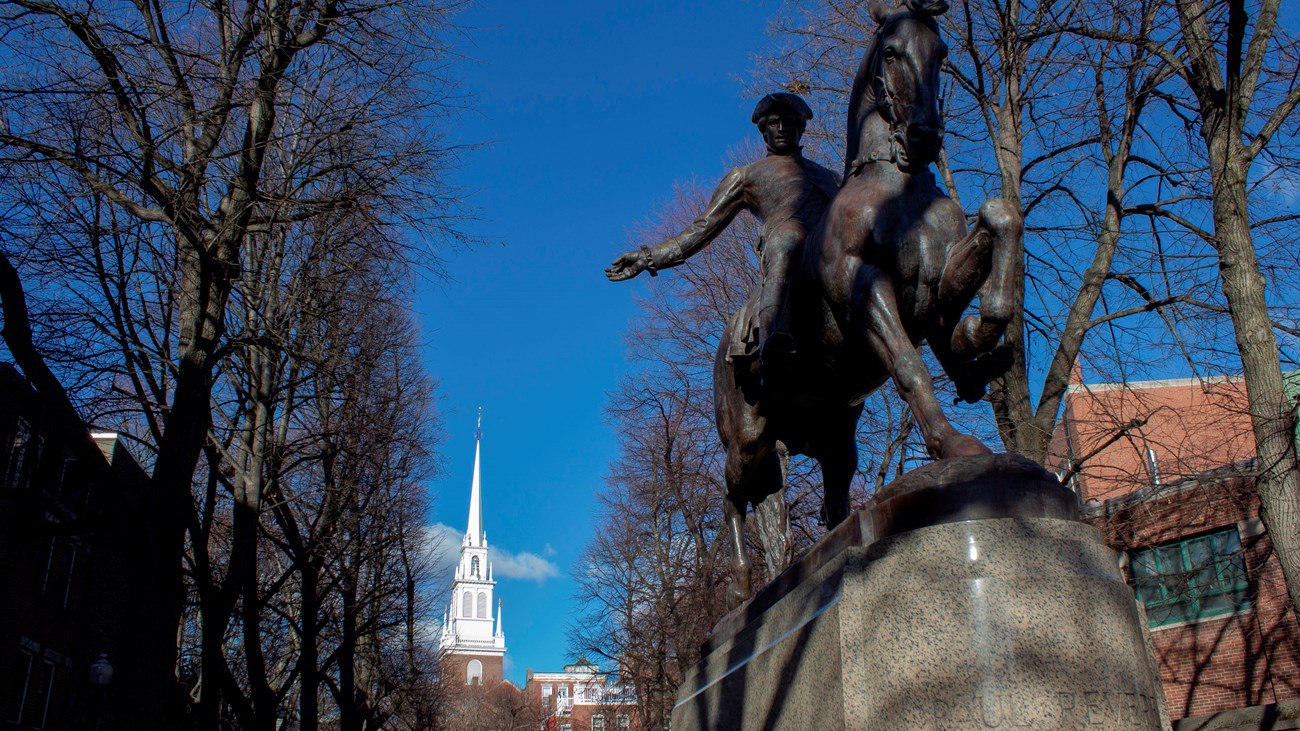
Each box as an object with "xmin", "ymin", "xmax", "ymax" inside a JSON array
[{"xmin": 605, "ymin": 250, "xmax": 649, "ymax": 281}]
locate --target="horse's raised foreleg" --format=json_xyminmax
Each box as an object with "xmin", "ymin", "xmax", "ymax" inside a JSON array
[
  {"xmin": 938, "ymin": 199, "xmax": 1023, "ymax": 359},
  {"xmin": 849, "ymin": 259, "xmax": 991, "ymax": 459}
]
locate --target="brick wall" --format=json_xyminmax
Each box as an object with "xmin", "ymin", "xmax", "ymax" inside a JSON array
[
  {"xmin": 1086, "ymin": 474, "xmax": 1300, "ymax": 721},
  {"xmin": 440, "ymin": 652, "xmax": 504, "ymax": 688}
]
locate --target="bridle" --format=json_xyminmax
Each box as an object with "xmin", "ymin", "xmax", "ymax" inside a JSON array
[{"xmin": 848, "ymin": 12, "xmax": 944, "ymax": 176}]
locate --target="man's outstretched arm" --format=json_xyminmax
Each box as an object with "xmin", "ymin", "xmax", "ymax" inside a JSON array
[{"xmin": 606, "ymin": 168, "xmax": 747, "ymax": 281}]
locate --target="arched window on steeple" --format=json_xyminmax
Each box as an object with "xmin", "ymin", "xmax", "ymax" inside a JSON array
[
  {"xmin": 467, "ymin": 659, "xmax": 483, "ymax": 685},
  {"xmin": 477, "ymin": 592, "xmax": 488, "ymax": 618},
  {"xmin": 471, "ymin": 556, "xmax": 480, "ymax": 578},
  {"xmin": 462, "ymin": 591, "xmax": 473, "ymax": 618}
]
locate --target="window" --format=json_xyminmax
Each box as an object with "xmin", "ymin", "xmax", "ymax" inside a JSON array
[
  {"xmin": 471, "ymin": 555, "xmax": 480, "ymax": 578},
  {"xmin": 53, "ymin": 453, "xmax": 86, "ymax": 509},
  {"xmin": 462, "ymin": 591, "xmax": 473, "ymax": 617},
  {"xmin": 466, "ymin": 659, "xmax": 483, "ymax": 685},
  {"xmin": 41, "ymin": 539, "xmax": 77, "ymax": 609},
  {"xmin": 477, "ymin": 591, "xmax": 487, "ymax": 618},
  {"xmin": 618, "ymin": 716, "xmax": 630, "ymax": 730},
  {"xmin": 593, "ymin": 715, "xmax": 605, "ymax": 731},
  {"xmin": 1130, "ymin": 527, "xmax": 1250, "ymax": 627},
  {"xmin": 8, "ymin": 650, "xmax": 55, "ymax": 729},
  {"xmin": 4, "ymin": 417, "xmax": 32, "ymax": 491}
]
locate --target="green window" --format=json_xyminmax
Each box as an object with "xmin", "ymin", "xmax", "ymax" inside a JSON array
[{"xmin": 1130, "ymin": 527, "xmax": 1250, "ymax": 628}]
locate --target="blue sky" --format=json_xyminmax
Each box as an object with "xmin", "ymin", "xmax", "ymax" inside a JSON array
[
  {"xmin": 419, "ymin": 0, "xmax": 1300, "ymax": 688},
  {"xmin": 419, "ymin": 0, "xmax": 780, "ymax": 685}
]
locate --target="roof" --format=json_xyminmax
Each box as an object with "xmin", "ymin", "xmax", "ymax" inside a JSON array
[{"xmin": 1046, "ymin": 373, "xmax": 1261, "ymax": 503}]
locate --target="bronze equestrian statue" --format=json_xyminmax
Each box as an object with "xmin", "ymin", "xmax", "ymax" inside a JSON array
[{"xmin": 608, "ymin": 0, "xmax": 1022, "ymax": 604}]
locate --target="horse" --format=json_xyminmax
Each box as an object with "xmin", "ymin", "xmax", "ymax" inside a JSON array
[{"xmin": 715, "ymin": 0, "xmax": 1022, "ymax": 603}]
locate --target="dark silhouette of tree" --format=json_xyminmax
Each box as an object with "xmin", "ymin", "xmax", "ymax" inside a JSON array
[{"xmin": 0, "ymin": 0, "xmax": 466, "ymax": 725}]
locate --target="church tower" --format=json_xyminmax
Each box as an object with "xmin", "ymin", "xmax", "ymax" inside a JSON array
[{"xmin": 438, "ymin": 410, "xmax": 506, "ymax": 686}]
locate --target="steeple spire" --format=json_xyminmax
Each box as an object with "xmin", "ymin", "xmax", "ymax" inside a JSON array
[
  {"xmin": 438, "ymin": 408, "xmax": 506, "ymax": 683},
  {"xmin": 466, "ymin": 408, "xmax": 484, "ymax": 547}
]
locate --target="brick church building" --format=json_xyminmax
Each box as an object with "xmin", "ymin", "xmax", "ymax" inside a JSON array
[
  {"xmin": 433, "ymin": 416, "xmax": 639, "ymax": 730},
  {"xmin": 438, "ymin": 412, "xmax": 507, "ymax": 687},
  {"xmin": 1046, "ymin": 368, "xmax": 1300, "ymax": 727}
]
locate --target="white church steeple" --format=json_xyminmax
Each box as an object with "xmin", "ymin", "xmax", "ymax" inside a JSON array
[
  {"xmin": 465, "ymin": 409, "xmax": 484, "ymax": 548},
  {"xmin": 438, "ymin": 410, "xmax": 506, "ymax": 685}
]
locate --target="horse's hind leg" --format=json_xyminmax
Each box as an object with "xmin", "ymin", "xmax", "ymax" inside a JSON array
[
  {"xmin": 724, "ymin": 440, "xmax": 782, "ymax": 606},
  {"xmin": 849, "ymin": 259, "xmax": 990, "ymax": 459},
  {"xmin": 812, "ymin": 405, "xmax": 862, "ymax": 529},
  {"xmin": 723, "ymin": 490, "xmax": 752, "ymax": 608}
]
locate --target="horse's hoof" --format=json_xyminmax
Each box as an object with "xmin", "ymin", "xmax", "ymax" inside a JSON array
[
  {"xmin": 727, "ymin": 580, "xmax": 751, "ymax": 610},
  {"xmin": 941, "ymin": 433, "xmax": 993, "ymax": 459}
]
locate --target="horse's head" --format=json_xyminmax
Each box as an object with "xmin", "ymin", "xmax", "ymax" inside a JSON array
[{"xmin": 863, "ymin": 0, "xmax": 949, "ymax": 172}]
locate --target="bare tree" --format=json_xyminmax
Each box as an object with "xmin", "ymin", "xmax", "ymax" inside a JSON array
[
  {"xmin": 1066, "ymin": 0, "xmax": 1300, "ymax": 613},
  {"xmin": 0, "ymin": 0, "xmax": 464, "ymax": 725}
]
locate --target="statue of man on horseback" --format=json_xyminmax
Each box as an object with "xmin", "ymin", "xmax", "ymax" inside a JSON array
[
  {"xmin": 606, "ymin": 0, "xmax": 1022, "ymax": 605},
  {"xmin": 605, "ymin": 92, "xmax": 839, "ymax": 371}
]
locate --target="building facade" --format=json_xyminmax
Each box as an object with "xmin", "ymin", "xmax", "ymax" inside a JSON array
[
  {"xmin": 1047, "ymin": 371, "xmax": 1300, "ymax": 726},
  {"xmin": 524, "ymin": 658, "xmax": 639, "ymax": 731},
  {"xmin": 438, "ymin": 413, "xmax": 507, "ymax": 687},
  {"xmin": 0, "ymin": 363, "xmax": 145, "ymax": 730}
]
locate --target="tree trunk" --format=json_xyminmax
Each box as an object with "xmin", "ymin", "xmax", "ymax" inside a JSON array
[
  {"xmin": 1207, "ymin": 157, "xmax": 1300, "ymax": 610},
  {"xmin": 1172, "ymin": 0, "xmax": 1300, "ymax": 613},
  {"xmin": 300, "ymin": 562, "xmax": 321, "ymax": 731}
]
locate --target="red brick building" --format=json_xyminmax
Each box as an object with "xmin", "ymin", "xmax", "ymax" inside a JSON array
[
  {"xmin": 1047, "ymin": 371, "xmax": 1300, "ymax": 727},
  {"xmin": 524, "ymin": 658, "xmax": 639, "ymax": 731}
]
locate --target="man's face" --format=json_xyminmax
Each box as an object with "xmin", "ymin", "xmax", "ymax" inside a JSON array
[{"xmin": 760, "ymin": 112, "xmax": 802, "ymax": 155}]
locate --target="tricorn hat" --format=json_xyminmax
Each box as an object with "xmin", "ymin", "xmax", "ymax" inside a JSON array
[
  {"xmin": 905, "ymin": 0, "xmax": 950, "ymax": 14},
  {"xmin": 751, "ymin": 93, "xmax": 814, "ymax": 125}
]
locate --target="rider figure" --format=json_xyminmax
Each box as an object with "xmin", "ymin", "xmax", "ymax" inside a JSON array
[{"xmin": 605, "ymin": 93, "xmax": 839, "ymax": 368}]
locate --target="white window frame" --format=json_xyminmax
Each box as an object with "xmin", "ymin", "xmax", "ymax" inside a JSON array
[
  {"xmin": 10, "ymin": 650, "xmax": 55, "ymax": 729},
  {"xmin": 5, "ymin": 416, "xmax": 32, "ymax": 491}
]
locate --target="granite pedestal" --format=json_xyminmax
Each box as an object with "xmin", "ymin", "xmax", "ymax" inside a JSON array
[{"xmin": 671, "ymin": 454, "xmax": 1168, "ymax": 731}]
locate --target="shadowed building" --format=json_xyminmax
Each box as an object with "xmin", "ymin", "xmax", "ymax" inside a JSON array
[
  {"xmin": 0, "ymin": 363, "xmax": 145, "ymax": 730},
  {"xmin": 1047, "ymin": 368, "xmax": 1300, "ymax": 727}
]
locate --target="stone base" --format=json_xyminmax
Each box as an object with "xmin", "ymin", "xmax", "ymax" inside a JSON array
[{"xmin": 671, "ymin": 454, "xmax": 1168, "ymax": 731}]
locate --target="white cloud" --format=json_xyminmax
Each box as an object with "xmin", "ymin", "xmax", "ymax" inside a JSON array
[
  {"xmin": 491, "ymin": 547, "xmax": 561, "ymax": 582},
  {"xmin": 425, "ymin": 522, "xmax": 560, "ymax": 584},
  {"xmin": 427, "ymin": 523, "xmax": 464, "ymax": 577}
]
